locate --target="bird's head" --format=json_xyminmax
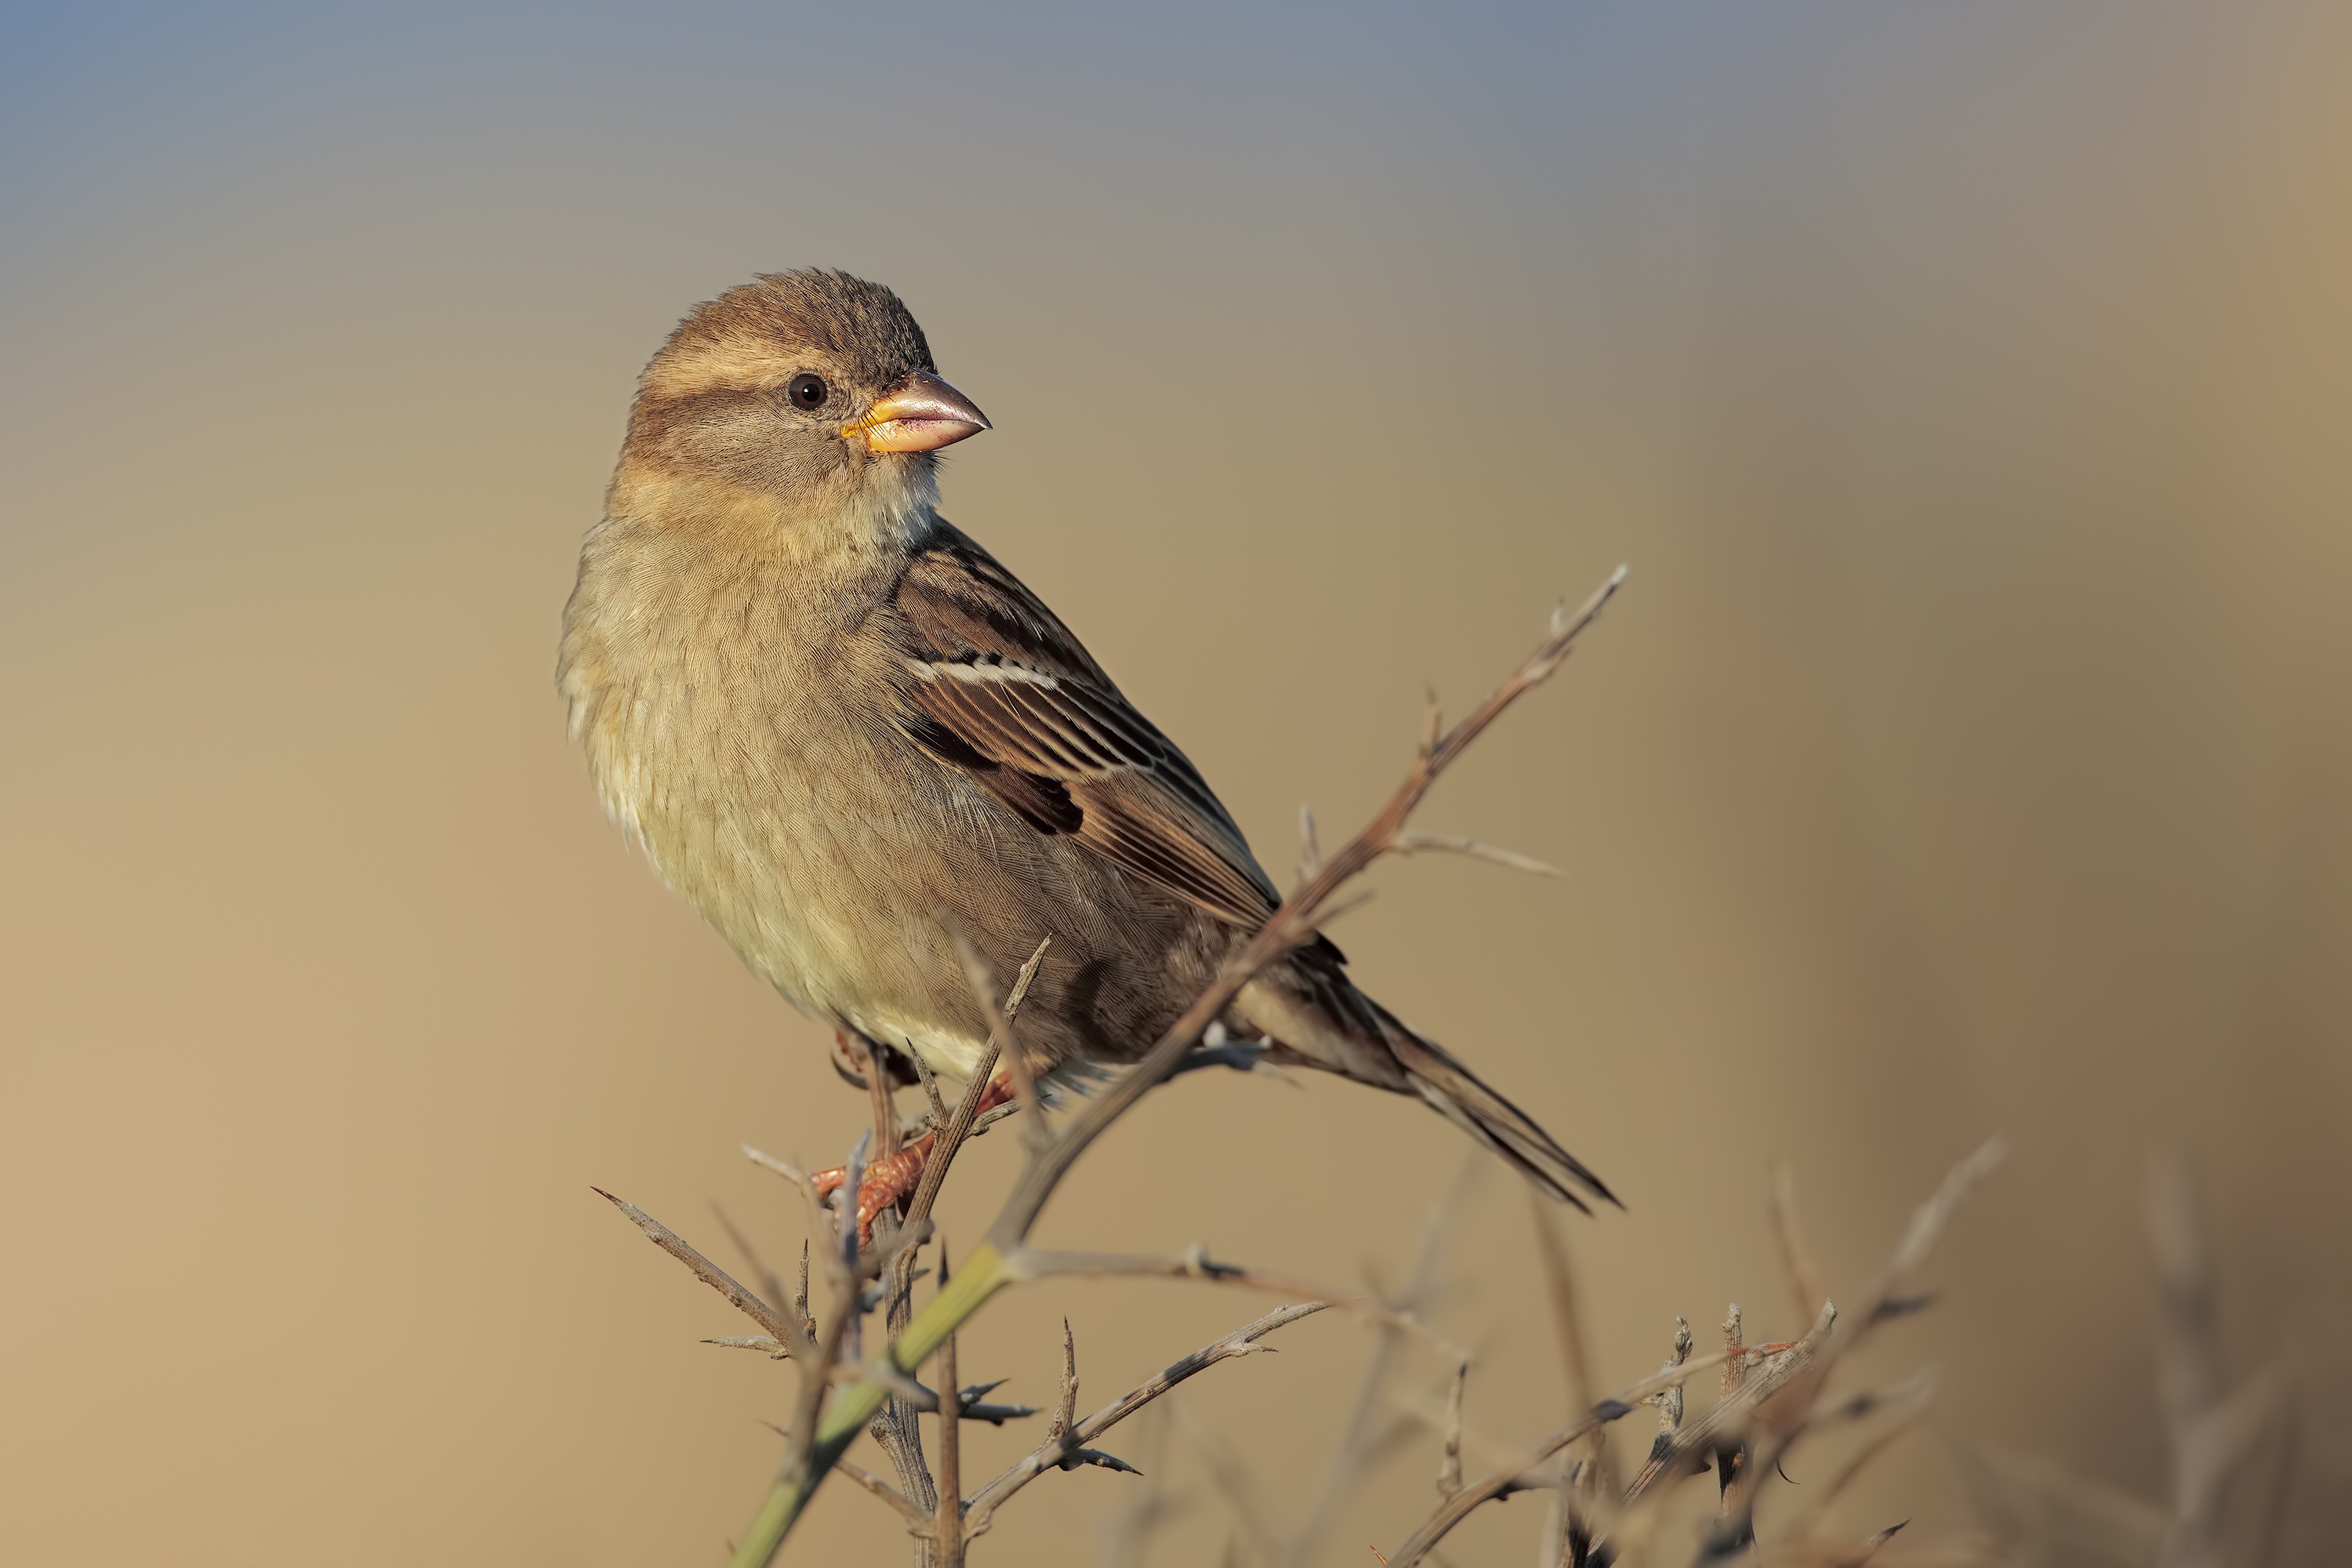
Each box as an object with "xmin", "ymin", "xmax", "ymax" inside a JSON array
[{"xmin": 613, "ymin": 270, "xmax": 988, "ymax": 536}]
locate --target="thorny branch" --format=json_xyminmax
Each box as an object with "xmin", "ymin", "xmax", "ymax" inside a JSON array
[
  {"xmin": 961, "ymin": 1301, "xmax": 1330, "ymax": 1540},
  {"xmin": 614, "ymin": 1078, "xmax": 2038, "ymax": 1567},
  {"xmin": 1011, "ymin": 1247, "xmax": 1465, "ymax": 1356},
  {"xmin": 593, "ymin": 1188, "xmax": 814, "ymax": 1362},
  {"xmin": 1381, "ymin": 1138, "xmax": 2007, "ymax": 1568}
]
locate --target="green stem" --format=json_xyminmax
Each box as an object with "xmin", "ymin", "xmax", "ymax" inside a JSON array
[{"xmin": 728, "ymin": 1243, "xmax": 1020, "ymax": 1567}]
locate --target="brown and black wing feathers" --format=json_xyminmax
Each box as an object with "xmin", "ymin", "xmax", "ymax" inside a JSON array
[{"xmin": 890, "ymin": 528, "xmax": 1280, "ymax": 928}]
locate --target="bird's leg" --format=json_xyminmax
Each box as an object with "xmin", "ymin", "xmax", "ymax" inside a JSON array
[{"xmin": 811, "ymin": 1070, "xmax": 1018, "ymax": 1243}]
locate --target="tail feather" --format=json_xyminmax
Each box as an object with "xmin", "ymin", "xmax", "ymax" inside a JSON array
[
  {"xmin": 1383, "ymin": 1022, "xmax": 1617, "ymax": 1211},
  {"xmin": 1232, "ymin": 955, "xmax": 1617, "ymax": 1211}
]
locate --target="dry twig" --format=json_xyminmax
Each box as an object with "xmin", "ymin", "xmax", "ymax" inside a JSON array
[
  {"xmin": 963, "ymin": 1301, "xmax": 1329, "ymax": 1540},
  {"xmin": 593, "ymin": 1188, "xmax": 814, "ymax": 1361}
]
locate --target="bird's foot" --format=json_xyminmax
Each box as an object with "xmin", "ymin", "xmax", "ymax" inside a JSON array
[
  {"xmin": 811, "ymin": 1138, "xmax": 933, "ymax": 1247},
  {"xmin": 811, "ymin": 1072, "xmax": 1019, "ymax": 1244}
]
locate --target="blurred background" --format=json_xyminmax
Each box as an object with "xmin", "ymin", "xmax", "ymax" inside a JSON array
[{"xmin": 4, "ymin": 2, "xmax": 2347, "ymax": 1563}]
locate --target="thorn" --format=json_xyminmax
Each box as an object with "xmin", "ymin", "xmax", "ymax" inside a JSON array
[
  {"xmin": 1062, "ymin": 1446, "xmax": 1143, "ymax": 1475},
  {"xmin": 1005, "ymin": 934, "xmax": 1053, "ymax": 1018},
  {"xmin": 1855, "ymin": 1520, "xmax": 1910, "ymax": 1562},
  {"xmin": 1048, "ymin": 1315, "xmax": 1080, "ymax": 1442}
]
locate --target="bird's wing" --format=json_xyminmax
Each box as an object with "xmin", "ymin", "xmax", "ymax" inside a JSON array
[{"xmin": 889, "ymin": 527, "xmax": 1281, "ymax": 929}]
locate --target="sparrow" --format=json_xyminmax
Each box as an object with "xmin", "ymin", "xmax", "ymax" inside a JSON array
[{"xmin": 558, "ymin": 270, "xmax": 1613, "ymax": 1223}]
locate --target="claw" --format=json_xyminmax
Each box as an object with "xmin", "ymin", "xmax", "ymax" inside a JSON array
[
  {"xmin": 811, "ymin": 1138, "xmax": 931, "ymax": 1246},
  {"xmin": 811, "ymin": 1070, "xmax": 1020, "ymax": 1244}
]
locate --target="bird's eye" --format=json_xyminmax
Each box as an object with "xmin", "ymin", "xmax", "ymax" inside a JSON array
[{"xmin": 786, "ymin": 372, "xmax": 829, "ymax": 410}]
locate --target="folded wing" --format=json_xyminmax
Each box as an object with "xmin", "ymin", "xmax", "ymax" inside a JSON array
[{"xmin": 890, "ymin": 528, "xmax": 1281, "ymax": 930}]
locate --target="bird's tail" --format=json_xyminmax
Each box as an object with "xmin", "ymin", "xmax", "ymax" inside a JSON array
[{"xmin": 1233, "ymin": 951, "xmax": 1617, "ymax": 1212}]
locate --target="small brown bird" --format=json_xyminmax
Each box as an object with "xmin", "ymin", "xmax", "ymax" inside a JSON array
[{"xmin": 559, "ymin": 270, "xmax": 1611, "ymax": 1221}]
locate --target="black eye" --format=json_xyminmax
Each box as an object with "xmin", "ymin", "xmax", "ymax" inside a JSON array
[{"xmin": 786, "ymin": 372, "xmax": 829, "ymax": 410}]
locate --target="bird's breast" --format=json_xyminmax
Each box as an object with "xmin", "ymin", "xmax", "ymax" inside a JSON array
[{"xmin": 562, "ymin": 545, "xmax": 941, "ymax": 1014}]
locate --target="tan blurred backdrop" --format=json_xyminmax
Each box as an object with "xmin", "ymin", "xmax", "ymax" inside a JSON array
[{"xmin": 4, "ymin": 4, "xmax": 2348, "ymax": 1563}]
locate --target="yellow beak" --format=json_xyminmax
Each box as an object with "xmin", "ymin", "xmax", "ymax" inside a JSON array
[{"xmin": 849, "ymin": 370, "xmax": 992, "ymax": 453}]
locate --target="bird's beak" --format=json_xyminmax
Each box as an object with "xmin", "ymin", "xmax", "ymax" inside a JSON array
[{"xmin": 850, "ymin": 371, "xmax": 992, "ymax": 453}]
